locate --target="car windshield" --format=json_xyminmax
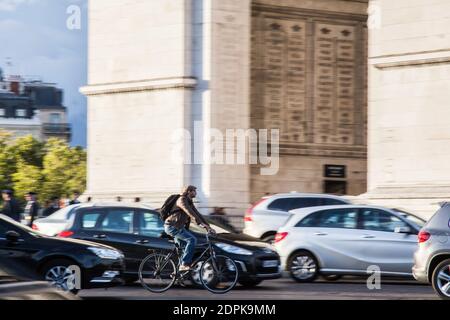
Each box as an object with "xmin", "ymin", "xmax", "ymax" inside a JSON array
[{"xmin": 392, "ymin": 209, "xmax": 426, "ymax": 228}]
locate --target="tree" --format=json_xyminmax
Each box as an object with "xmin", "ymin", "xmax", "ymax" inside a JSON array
[
  {"xmin": 0, "ymin": 132, "xmax": 86, "ymax": 204},
  {"xmin": 12, "ymin": 162, "xmax": 43, "ymax": 200},
  {"xmin": 41, "ymin": 139, "xmax": 87, "ymax": 201},
  {"xmin": 0, "ymin": 130, "xmax": 15, "ymax": 191},
  {"xmin": 9, "ymin": 135, "xmax": 44, "ymax": 167}
]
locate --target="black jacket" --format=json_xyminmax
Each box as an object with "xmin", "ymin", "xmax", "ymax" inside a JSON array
[
  {"xmin": 24, "ymin": 201, "xmax": 39, "ymax": 225},
  {"xmin": 2, "ymin": 199, "xmax": 22, "ymax": 222},
  {"xmin": 165, "ymin": 195, "xmax": 209, "ymax": 230}
]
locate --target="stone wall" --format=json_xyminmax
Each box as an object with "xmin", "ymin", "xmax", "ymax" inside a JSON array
[
  {"xmin": 250, "ymin": 0, "xmax": 368, "ymax": 202},
  {"xmin": 363, "ymin": 0, "xmax": 450, "ymax": 218}
]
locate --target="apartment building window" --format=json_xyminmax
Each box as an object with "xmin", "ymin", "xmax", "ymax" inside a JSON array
[
  {"xmin": 50, "ymin": 113, "xmax": 61, "ymax": 124},
  {"xmin": 0, "ymin": 108, "xmax": 5, "ymax": 117}
]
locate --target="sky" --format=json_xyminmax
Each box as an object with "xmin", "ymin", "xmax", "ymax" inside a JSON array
[{"xmin": 0, "ymin": 0, "xmax": 88, "ymax": 147}]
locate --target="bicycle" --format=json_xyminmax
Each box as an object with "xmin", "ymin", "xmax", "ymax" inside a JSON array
[{"xmin": 138, "ymin": 231, "xmax": 238, "ymax": 294}]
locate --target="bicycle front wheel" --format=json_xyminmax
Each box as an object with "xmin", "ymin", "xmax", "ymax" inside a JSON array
[
  {"xmin": 200, "ymin": 255, "xmax": 238, "ymax": 294},
  {"xmin": 139, "ymin": 253, "xmax": 177, "ymax": 293}
]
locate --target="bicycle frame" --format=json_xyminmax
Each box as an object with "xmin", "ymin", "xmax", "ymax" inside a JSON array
[{"xmin": 155, "ymin": 232, "xmax": 217, "ymax": 279}]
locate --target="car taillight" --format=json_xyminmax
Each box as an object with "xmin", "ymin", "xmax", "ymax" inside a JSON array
[
  {"xmin": 31, "ymin": 224, "xmax": 39, "ymax": 230},
  {"xmin": 245, "ymin": 198, "xmax": 268, "ymax": 222},
  {"xmin": 274, "ymin": 232, "xmax": 288, "ymax": 243},
  {"xmin": 418, "ymin": 230, "xmax": 431, "ymax": 243},
  {"xmin": 57, "ymin": 230, "xmax": 74, "ymax": 238}
]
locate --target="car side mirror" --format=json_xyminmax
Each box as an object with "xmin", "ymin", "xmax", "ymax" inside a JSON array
[
  {"xmin": 394, "ymin": 226, "xmax": 412, "ymax": 234},
  {"xmin": 6, "ymin": 230, "xmax": 21, "ymax": 243}
]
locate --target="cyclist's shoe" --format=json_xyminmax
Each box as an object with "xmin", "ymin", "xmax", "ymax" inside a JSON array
[{"xmin": 179, "ymin": 264, "xmax": 191, "ymax": 272}]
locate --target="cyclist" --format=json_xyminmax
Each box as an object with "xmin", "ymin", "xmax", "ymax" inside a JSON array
[{"xmin": 164, "ymin": 185, "xmax": 215, "ymax": 272}]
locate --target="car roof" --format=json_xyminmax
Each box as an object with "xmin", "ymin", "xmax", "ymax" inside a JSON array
[
  {"xmin": 288, "ymin": 204, "xmax": 396, "ymax": 216},
  {"xmin": 265, "ymin": 193, "xmax": 349, "ymax": 200},
  {"xmin": 72, "ymin": 202, "xmax": 157, "ymax": 210}
]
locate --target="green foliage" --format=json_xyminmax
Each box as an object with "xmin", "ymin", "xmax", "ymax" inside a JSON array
[
  {"xmin": 12, "ymin": 162, "xmax": 43, "ymax": 200},
  {"xmin": 0, "ymin": 131, "xmax": 86, "ymax": 203}
]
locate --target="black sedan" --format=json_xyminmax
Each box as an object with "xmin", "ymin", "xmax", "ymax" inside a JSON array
[
  {"xmin": 55, "ymin": 204, "xmax": 282, "ymax": 287},
  {"xmin": 0, "ymin": 214, "xmax": 125, "ymax": 293},
  {"xmin": 0, "ymin": 258, "xmax": 79, "ymax": 300}
]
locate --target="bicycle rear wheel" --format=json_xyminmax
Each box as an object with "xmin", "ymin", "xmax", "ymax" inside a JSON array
[
  {"xmin": 139, "ymin": 253, "xmax": 177, "ymax": 293},
  {"xmin": 200, "ymin": 255, "xmax": 238, "ymax": 294}
]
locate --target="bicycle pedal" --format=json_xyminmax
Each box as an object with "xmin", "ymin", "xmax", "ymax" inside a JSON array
[{"xmin": 176, "ymin": 278, "xmax": 187, "ymax": 287}]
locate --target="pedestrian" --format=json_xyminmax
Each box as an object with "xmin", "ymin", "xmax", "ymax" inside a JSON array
[
  {"xmin": 87, "ymin": 196, "xmax": 92, "ymax": 203},
  {"xmin": 69, "ymin": 191, "xmax": 81, "ymax": 205},
  {"xmin": 1, "ymin": 190, "xmax": 22, "ymax": 222},
  {"xmin": 24, "ymin": 192, "xmax": 39, "ymax": 227},
  {"xmin": 116, "ymin": 196, "xmax": 122, "ymax": 202},
  {"xmin": 42, "ymin": 197, "xmax": 60, "ymax": 217},
  {"xmin": 164, "ymin": 185, "xmax": 215, "ymax": 271}
]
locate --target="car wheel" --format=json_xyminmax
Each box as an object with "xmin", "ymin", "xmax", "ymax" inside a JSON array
[
  {"xmin": 239, "ymin": 279, "xmax": 263, "ymax": 288},
  {"xmin": 431, "ymin": 258, "xmax": 450, "ymax": 300},
  {"xmin": 41, "ymin": 259, "xmax": 80, "ymax": 294},
  {"xmin": 321, "ymin": 274, "xmax": 342, "ymax": 281},
  {"xmin": 262, "ymin": 234, "xmax": 275, "ymax": 244},
  {"xmin": 189, "ymin": 260, "xmax": 204, "ymax": 288},
  {"xmin": 288, "ymin": 251, "xmax": 318, "ymax": 283}
]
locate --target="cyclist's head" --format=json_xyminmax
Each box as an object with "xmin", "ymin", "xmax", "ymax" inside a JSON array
[{"xmin": 182, "ymin": 185, "xmax": 197, "ymax": 198}]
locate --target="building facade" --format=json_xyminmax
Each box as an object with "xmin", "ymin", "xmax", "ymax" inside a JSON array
[
  {"xmin": 81, "ymin": 0, "xmax": 368, "ymax": 213},
  {"xmin": 0, "ymin": 91, "xmax": 42, "ymax": 139},
  {"xmin": 0, "ymin": 69, "xmax": 71, "ymax": 142},
  {"xmin": 360, "ymin": 0, "xmax": 450, "ymax": 218}
]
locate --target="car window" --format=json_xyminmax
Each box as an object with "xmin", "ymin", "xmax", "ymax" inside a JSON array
[
  {"xmin": 267, "ymin": 198, "xmax": 292, "ymax": 211},
  {"xmin": 296, "ymin": 208, "xmax": 357, "ymax": 229},
  {"xmin": 290, "ymin": 198, "xmax": 323, "ymax": 209},
  {"xmin": 268, "ymin": 197, "xmax": 327, "ymax": 212},
  {"xmin": 81, "ymin": 211, "xmax": 103, "ymax": 229},
  {"xmin": 322, "ymin": 198, "xmax": 347, "ymax": 206},
  {"xmin": 100, "ymin": 209, "xmax": 133, "ymax": 233},
  {"xmin": 360, "ymin": 209, "xmax": 408, "ymax": 232},
  {"xmin": 139, "ymin": 211, "xmax": 164, "ymax": 237},
  {"xmin": 392, "ymin": 209, "xmax": 426, "ymax": 228}
]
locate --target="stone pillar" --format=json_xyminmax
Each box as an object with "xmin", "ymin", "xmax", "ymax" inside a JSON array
[
  {"xmin": 190, "ymin": 0, "xmax": 251, "ymax": 214},
  {"xmin": 361, "ymin": 0, "xmax": 450, "ymax": 218},
  {"xmin": 81, "ymin": 0, "xmax": 251, "ymax": 212},
  {"xmin": 81, "ymin": 0, "xmax": 196, "ymax": 204}
]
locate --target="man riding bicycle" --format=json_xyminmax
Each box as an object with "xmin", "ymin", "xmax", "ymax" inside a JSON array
[{"xmin": 164, "ymin": 186, "xmax": 215, "ymax": 272}]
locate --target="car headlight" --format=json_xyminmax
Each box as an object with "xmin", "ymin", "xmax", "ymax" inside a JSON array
[
  {"xmin": 88, "ymin": 247, "xmax": 124, "ymax": 260},
  {"xmin": 215, "ymin": 243, "xmax": 253, "ymax": 256}
]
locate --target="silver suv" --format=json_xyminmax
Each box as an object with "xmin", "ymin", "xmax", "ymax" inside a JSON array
[
  {"xmin": 413, "ymin": 203, "xmax": 450, "ymax": 299},
  {"xmin": 243, "ymin": 193, "xmax": 350, "ymax": 242}
]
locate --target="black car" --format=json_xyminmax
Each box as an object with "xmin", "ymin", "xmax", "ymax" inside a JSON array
[
  {"xmin": 0, "ymin": 214, "xmax": 125, "ymax": 293},
  {"xmin": 56, "ymin": 204, "xmax": 282, "ymax": 287},
  {"xmin": 0, "ymin": 259, "xmax": 79, "ymax": 300}
]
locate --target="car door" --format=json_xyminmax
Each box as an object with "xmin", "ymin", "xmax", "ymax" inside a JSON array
[
  {"xmin": 134, "ymin": 210, "xmax": 173, "ymax": 259},
  {"xmin": 0, "ymin": 220, "xmax": 40, "ymax": 275},
  {"xmin": 75, "ymin": 207, "xmax": 143, "ymax": 273},
  {"xmin": 296, "ymin": 208, "xmax": 367, "ymax": 272},
  {"xmin": 357, "ymin": 208, "xmax": 418, "ymax": 275}
]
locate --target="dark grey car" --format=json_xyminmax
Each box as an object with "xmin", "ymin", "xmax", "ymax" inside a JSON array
[{"xmin": 413, "ymin": 203, "xmax": 450, "ymax": 299}]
